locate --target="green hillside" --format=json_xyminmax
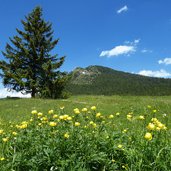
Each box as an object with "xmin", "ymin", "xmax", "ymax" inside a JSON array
[{"xmin": 66, "ymin": 65, "xmax": 171, "ymax": 96}]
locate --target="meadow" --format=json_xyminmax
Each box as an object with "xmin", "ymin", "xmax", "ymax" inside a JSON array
[{"xmin": 0, "ymin": 95, "xmax": 171, "ymax": 170}]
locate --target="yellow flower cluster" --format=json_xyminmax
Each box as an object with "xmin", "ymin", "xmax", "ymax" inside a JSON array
[
  {"xmin": 147, "ymin": 118, "xmax": 167, "ymax": 131},
  {"xmin": 59, "ymin": 114, "xmax": 72, "ymax": 121},
  {"xmin": 16, "ymin": 121, "xmax": 28, "ymax": 129}
]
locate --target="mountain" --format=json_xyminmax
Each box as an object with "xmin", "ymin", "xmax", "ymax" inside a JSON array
[{"xmin": 66, "ymin": 65, "xmax": 171, "ymax": 96}]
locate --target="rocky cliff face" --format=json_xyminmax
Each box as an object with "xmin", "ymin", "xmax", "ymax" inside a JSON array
[{"xmin": 70, "ymin": 66, "xmax": 101, "ymax": 85}]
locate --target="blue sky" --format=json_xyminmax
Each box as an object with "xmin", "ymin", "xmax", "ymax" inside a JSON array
[{"xmin": 0, "ymin": 0, "xmax": 171, "ymax": 95}]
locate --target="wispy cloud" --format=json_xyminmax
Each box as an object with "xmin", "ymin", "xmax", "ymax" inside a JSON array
[
  {"xmin": 100, "ymin": 39, "xmax": 139, "ymax": 58},
  {"xmin": 138, "ymin": 69, "xmax": 171, "ymax": 78},
  {"xmin": 158, "ymin": 58, "xmax": 171, "ymax": 65},
  {"xmin": 117, "ymin": 5, "xmax": 128, "ymax": 14},
  {"xmin": 141, "ymin": 49, "xmax": 152, "ymax": 53},
  {"xmin": 0, "ymin": 88, "xmax": 31, "ymax": 98}
]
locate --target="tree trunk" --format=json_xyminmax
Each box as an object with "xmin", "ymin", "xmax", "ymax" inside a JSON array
[{"xmin": 31, "ymin": 87, "xmax": 36, "ymax": 98}]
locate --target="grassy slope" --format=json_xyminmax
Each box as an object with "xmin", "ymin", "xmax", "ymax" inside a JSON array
[{"xmin": 0, "ymin": 95, "xmax": 171, "ymax": 129}]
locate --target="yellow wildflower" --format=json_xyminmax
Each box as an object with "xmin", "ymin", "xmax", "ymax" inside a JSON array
[
  {"xmin": 127, "ymin": 114, "xmax": 132, "ymax": 120},
  {"xmin": 144, "ymin": 132, "xmax": 152, "ymax": 141},
  {"xmin": 156, "ymin": 127, "xmax": 161, "ymax": 131},
  {"xmin": 93, "ymin": 123, "xmax": 97, "ymax": 128},
  {"xmin": 82, "ymin": 108, "xmax": 88, "ymax": 112},
  {"xmin": 151, "ymin": 118, "xmax": 158, "ymax": 123},
  {"xmin": 96, "ymin": 112, "xmax": 101, "ymax": 118},
  {"xmin": 139, "ymin": 115, "xmax": 145, "ymax": 120},
  {"xmin": 2, "ymin": 137, "xmax": 9, "ymax": 142},
  {"xmin": 63, "ymin": 114, "xmax": 69, "ymax": 120},
  {"xmin": 89, "ymin": 121, "xmax": 94, "ymax": 125},
  {"xmin": 74, "ymin": 108, "xmax": 80, "ymax": 114},
  {"xmin": 147, "ymin": 123, "xmax": 155, "ymax": 130},
  {"xmin": 118, "ymin": 144, "xmax": 123, "ymax": 149},
  {"xmin": 147, "ymin": 105, "xmax": 151, "ymax": 109},
  {"xmin": 21, "ymin": 121, "xmax": 28, "ymax": 125},
  {"xmin": 111, "ymin": 159, "xmax": 115, "ymax": 163},
  {"xmin": 48, "ymin": 110, "xmax": 54, "ymax": 114},
  {"xmin": 0, "ymin": 157, "xmax": 5, "ymax": 161},
  {"xmin": 53, "ymin": 114, "xmax": 58, "ymax": 119},
  {"xmin": 49, "ymin": 122, "xmax": 57, "ymax": 127},
  {"xmin": 60, "ymin": 106, "xmax": 65, "ymax": 110},
  {"xmin": 0, "ymin": 130, "xmax": 4, "ymax": 134},
  {"xmin": 20, "ymin": 124, "xmax": 28, "ymax": 129},
  {"xmin": 12, "ymin": 132, "xmax": 17, "ymax": 136},
  {"xmin": 116, "ymin": 112, "xmax": 120, "ymax": 116},
  {"xmin": 157, "ymin": 122, "xmax": 167, "ymax": 130},
  {"xmin": 37, "ymin": 112, "xmax": 43, "ymax": 117},
  {"xmin": 67, "ymin": 116, "xmax": 72, "ymax": 121},
  {"xmin": 41, "ymin": 116, "xmax": 48, "ymax": 121},
  {"xmin": 109, "ymin": 114, "xmax": 114, "ymax": 119},
  {"xmin": 64, "ymin": 133, "xmax": 69, "ymax": 139},
  {"xmin": 91, "ymin": 106, "xmax": 96, "ymax": 111},
  {"xmin": 122, "ymin": 129, "xmax": 128, "ymax": 133},
  {"xmin": 75, "ymin": 122, "xmax": 80, "ymax": 126},
  {"xmin": 30, "ymin": 118, "xmax": 33, "ymax": 122},
  {"xmin": 59, "ymin": 115, "xmax": 64, "ymax": 120},
  {"xmin": 31, "ymin": 110, "xmax": 37, "ymax": 115}
]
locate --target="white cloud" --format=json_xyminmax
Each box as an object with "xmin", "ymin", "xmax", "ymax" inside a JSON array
[
  {"xmin": 158, "ymin": 58, "xmax": 171, "ymax": 65},
  {"xmin": 117, "ymin": 5, "xmax": 128, "ymax": 14},
  {"xmin": 0, "ymin": 88, "xmax": 31, "ymax": 99},
  {"xmin": 138, "ymin": 69, "xmax": 171, "ymax": 78},
  {"xmin": 100, "ymin": 45, "xmax": 135, "ymax": 57},
  {"xmin": 134, "ymin": 39, "xmax": 140, "ymax": 44},
  {"xmin": 141, "ymin": 49, "xmax": 152, "ymax": 53},
  {"xmin": 100, "ymin": 39, "xmax": 139, "ymax": 57}
]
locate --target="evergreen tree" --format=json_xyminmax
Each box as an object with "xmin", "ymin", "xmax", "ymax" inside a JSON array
[{"xmin": 0, "ymin": 6, "xmax": 67, "ymax": 98}]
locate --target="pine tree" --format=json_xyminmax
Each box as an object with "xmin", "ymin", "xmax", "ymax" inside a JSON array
[{"xmin": 0, "ymin": 6, "xmax": 67, "ymax": 98}]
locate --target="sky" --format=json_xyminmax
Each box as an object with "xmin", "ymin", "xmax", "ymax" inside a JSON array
[{"xmin": 0, "ymin": 0, "xmax": 171, "ymax": 97}]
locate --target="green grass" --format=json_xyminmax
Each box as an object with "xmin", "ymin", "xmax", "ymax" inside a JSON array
[
  {"xmin": 1, "ymin": 95, "xmax": 171, "ymax": 127},
  {"xmin": 0, "ymin": 95, "xmax": 171, "ymax": 170}
]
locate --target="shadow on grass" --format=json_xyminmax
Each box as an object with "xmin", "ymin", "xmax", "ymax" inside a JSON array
[{"xmin": 0, "ymin": 96, "xmax": 21, "ymax": 100}]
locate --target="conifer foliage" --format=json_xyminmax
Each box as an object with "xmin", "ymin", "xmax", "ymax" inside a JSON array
[{"xmin": 0, "ymin": 7, "xmax": 67, "ymax": 98}]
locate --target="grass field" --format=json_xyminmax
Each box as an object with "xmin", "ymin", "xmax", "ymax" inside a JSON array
[
  {"xmin": 1, "ymin": 95, "xmax": 171, "ymax": 126},
  {"xmin": 0, "ymin": 95, "xmax": 171, "ymax": 170}
]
